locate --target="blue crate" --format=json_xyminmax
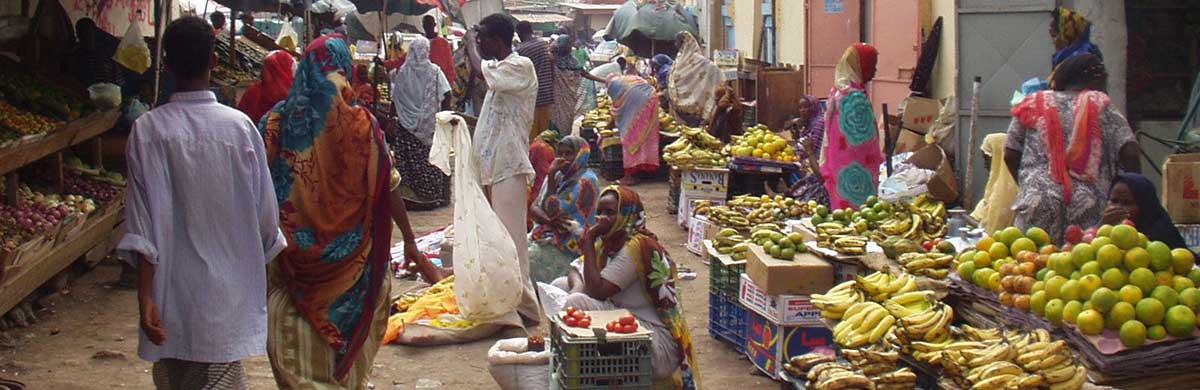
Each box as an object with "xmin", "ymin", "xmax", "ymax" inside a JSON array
[{"xmin": 708, "ymin": 293, "xmax": 748, "ymax": 354}]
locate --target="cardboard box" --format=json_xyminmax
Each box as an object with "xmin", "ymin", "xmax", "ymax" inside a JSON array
[
  {"xmin": 686, "ymin": 215, "xmax": 720, "ymax": 255},
  {"xmin": 744, "ymin": 309, "xmax": 834, "ymax": 380},
  {"xmin": 1163, "ymin": 154, "xmax": 1200, "ymax": 224},
  {"xmin": 739, "ymin": 274, "xmax": 823, "ymax": 326},
  {"xmin": 746, "ymin": 245, "xmax": 834, "ymax": 296},
  {"xmin": 905, "ymin": 144, "xmax": 959, "ymax": 202},
  {"xmin": 832, "ymin": 261, "xmax": 867, "ymax": 284},
  {"xmin": 676, "ymin": 167, "xmax": 729, "ymax": 225},
  {"xmin": 894, "ymin": 127, "xmax": 928, "ymax": 155},
  {"xmin": 900, "ymin": 96, "xmax": 941, "ymax": 134}
]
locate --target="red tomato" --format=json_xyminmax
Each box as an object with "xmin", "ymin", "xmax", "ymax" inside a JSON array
[
  {"xmin": 606, "ymin": 321, "xmax": 618, "ymax": 332},
  {"xmin": 621, "ymin": 324, "xmax": 637, "ymax": 333},
  {"xmin": 578, "ymin": 318, "xmax": 591, "ymax": 328},
  {"xmin": 618, "ymin": 315, "xmax": 636, "ymax": 326},
  {"xmin": 565, "ymin": 306, "xmax": 577, "ymax": 316},
  {"xmin": 564, "ymin": 316, "xmax": 578, "ymax": 327},
  {"xmin": 572, "ymin": 310, "xmax": 587, "ymax": 320}
]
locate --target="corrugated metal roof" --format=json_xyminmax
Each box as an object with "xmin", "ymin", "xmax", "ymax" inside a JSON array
[{"xmin": 510, "ymin": 13, "xmax": 574, "ymax": 24}]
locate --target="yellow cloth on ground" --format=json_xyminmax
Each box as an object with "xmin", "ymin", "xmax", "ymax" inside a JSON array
[
  {"xmin": 382, "ymin": 276, "xmax": 471, "ymax": 344},
  {"xmin": 971, "ymin": 133, "xmax": 1018, "ymax": 234}
]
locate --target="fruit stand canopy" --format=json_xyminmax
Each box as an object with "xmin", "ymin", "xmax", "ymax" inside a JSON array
[{"xmin": 604, "ymin": 0, "xmax": 699, "ymax": 57}]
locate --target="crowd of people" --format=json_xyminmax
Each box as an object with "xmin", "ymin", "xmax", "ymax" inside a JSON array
[{"xmin": 116, "ymin": 5, "xmax": 1177, "ymax": 390}]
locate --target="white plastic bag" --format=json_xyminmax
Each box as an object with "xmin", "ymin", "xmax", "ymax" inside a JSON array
[
  {"xmin": 878, "ymin": 168, "xmax": 934, "ymax": 203},
  {"xmin": 87, "ymin": 83, "xmax": 122, "ymax": 110},
  {"xmin": 276, "ymin": 21, "xmax": 299, "ymax": 53},
  {"xmin": 429, "ymin": 112, "xmax": 523, "ymax": 321},
  {"xmin": 487, "ymin": 338, "xmax": 551, "ymax": 390},
  {"xmin": 113, "ymin": 20, "xmax": 150, "ymax": 74}
]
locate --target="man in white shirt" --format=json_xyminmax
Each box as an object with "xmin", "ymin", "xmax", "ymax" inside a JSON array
[
  {"xmin": 473, "ymin": 13, "xmax": 545, "ymax": 331},
  {"xmin": 118, "ymin": 16, "xmax": 286, "ymax": 389}
]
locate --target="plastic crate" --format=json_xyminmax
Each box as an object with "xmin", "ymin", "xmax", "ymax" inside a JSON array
[
  {"xmin": 600, "ymin": 141, "xmax": 624, "ymax": 181},
  {"xmin": 708, "ymin": 293, "xmax": 748, "ymax": 354},
  {"xmin": 708, "ymin": 251, "xmax": 745, "ymax": 299},
  {"xmin": 551, "ymin": 318, "xmax": 653, "ymax": 389}
]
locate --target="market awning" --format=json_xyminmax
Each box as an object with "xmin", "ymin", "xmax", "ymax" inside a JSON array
[{"xmin": 510, "ymin": 12, "xmax": 573, "ymax": 24}]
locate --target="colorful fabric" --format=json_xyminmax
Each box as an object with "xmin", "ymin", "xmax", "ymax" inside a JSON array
[
  {"xmin": 1005, "ymin": 91, "xmax": 1136, "ymax": 242},
  {"xmin": 652, "ymin": 54, "xmax": 673, "ymax": 89},
  {"xmin": 971, "ymin": 133, "xmax": 1018, "ymax": 235},
  {"xmin": 552, "ymin": 36, "xmax": 585, "ymax": 133},
  {"xmin": 390, "ymin": 126, "xmax": 449, "ymax": 208},
  {"xmin": 821, "ymin": 44, "xmax": 882, "ymax": 209},
  {"xmin": 517, "ymin": 38, "xmax": 555, "ymax": 107},
  {"xmin": 784, "ymin": 95, "xmax": 826, "ymax": 163},
  {"xmin": 1112, "ymin": 173, "xmax": 1188, "ymax": 249},
  {"xmin": 531, "ymin": 137, "xmax": 599, "ymax": 258},
  {"xmin": 1051, "ymin": 7, "xmax": 1101, "ymax": 70},
  {"xmin": 352, "ymin": 64, "xmax": 376, "ymax": 105},
  {"xmin": 237, "ymin": 50, "xmax": 295, "ymax": 124},
  {"xmin": 595, "ymin": 186, "xmax": 699, "ymax": 390},
  {"xmin": 668, "ymin": 32, "xmax": 720, "ymax": 121},
  {"xmin": 529, "ymin": 138, "xmax": 557, "ymax": 219},
  {"xmin": 608, "ymin": 74, "xmax": 661, "ymax": 174},
  {"xmin": 260, "ymin": 34, "xmax": 392, "ymax": 382},
  {"xmin": 1012, "ymin": 90, "xmax": 1107, "ymax": 204},
  {"xmin": 429, "ymin": 36, "xmax": 457, "ymax": 84},
  {"xmin": 391, "ymin": 36, "xmax": 452, "ymax": 145}
]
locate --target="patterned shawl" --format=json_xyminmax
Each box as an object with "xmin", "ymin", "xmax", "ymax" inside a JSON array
[
  {"xmin": 238, "ymin": 50, "xmax": 295, "ymax": 124},
  {"xmin": 1012, "ymin": 89, "xmax": 1108, "ymax": 204},
  {"xmin": 668, "ymin": 31, "xmax": 720, "ymax": 121},
  {"xmin": 1051, "ymin": 7, "xmax": 1102, "ymax": 70},
  {"xmin": 260, "ymin": 34, "xmax": 392, "ymax": 381},
  {"xmin": 530, "ymin": 136, "xmax": 599, "ymax": 257},
  {"xmin": 596, "ymin": 186, "xmax": 700, "ymax": 389}
]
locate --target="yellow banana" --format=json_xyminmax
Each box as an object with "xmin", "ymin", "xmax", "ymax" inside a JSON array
[
  {"xmin": 867, "ymin": 314, "xmax": 896, "ymax": 343},
  {"xmin": 1041, "ymin": 362, "xmax": 1078, "ymax": 384},
  {"xmin": 970, "ymin": 374, "xmax": 1016, "ymax": 390},
  {"xmin": 1047, "ymin": 366, "xmax": 1086, "ymax": 390}
]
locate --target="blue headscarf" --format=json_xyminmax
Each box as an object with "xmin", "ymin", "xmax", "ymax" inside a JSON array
[
  {"xmin": 652, "ymin": 54, "xmax": 673, "ymax": 88},
  {"xmin": 1112, "ymin": 173, "xmax": 1188, "ymax": 249}
]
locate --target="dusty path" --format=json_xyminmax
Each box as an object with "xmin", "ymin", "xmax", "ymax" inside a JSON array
[{"xmin": 0, "ymin": 181, "xmax": 780, "ymax": 389}]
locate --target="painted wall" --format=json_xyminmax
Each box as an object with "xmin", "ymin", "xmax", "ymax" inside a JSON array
[
  {"xmin": 733, "ymin": 0, "xmax": 760, "ymax": 58},
  {"xmin": 776, "ymin": 1, "xmax": 805, "ymax": 66},
  {"xmin": 930, "ymin": 0, "xmax": 957, "ymax": 102}
]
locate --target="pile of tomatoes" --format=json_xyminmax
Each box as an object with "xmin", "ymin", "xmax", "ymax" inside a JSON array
[
  {"xmin": 562, "ymin": 306, "xmax": 592, "ymax": 328},
  {"xmin": 606, "ymin": 314, "xmax": 640, "ymax": 334}
]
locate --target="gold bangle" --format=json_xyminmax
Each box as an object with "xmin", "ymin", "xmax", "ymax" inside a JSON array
[{"xmin": 389, "ymin": 169, "xmax": 402, "ymax": 191}]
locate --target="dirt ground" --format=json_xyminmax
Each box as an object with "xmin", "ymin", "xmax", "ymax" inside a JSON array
[{"xmin": 0, "ymin": 181, "xmax": 782, "ymax": 389}]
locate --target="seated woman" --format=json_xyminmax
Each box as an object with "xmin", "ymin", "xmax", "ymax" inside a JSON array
[
  {"xmin": 550, "ymin": 186, "xmax": 699, "ymax": 388},
  {"xmin": 529, "ymin": 136, "xmax": 599, "ymax": 283},
  {"xmin": 1099, "ymin": 173, "xmax": 1188, "ymax": 249},
  {"xmin": 767, "ymin": 95, "xmax": 830, "ymax": 205}
]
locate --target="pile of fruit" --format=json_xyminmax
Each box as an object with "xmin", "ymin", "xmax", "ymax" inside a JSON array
[
  {"xmin": 64, "ymin": 170, "xmax": 121, "ymax": 202},
  {"xmin": 809, "ymin": 195, "xmax": 948, "ymax": 245},
  {"xmin": 784, "ymin": 349, "xmax": 918, "ymax": 390},
  {"xmin": 581, "ymin": 95, "xmax": 613, "ymax": 132},
  {"xmin": 561, "ymin": 306, "xmax": 593, "ymax": 328},
  {"xmin": 813, "ymin": 222, "xmax": 868, "ymax": 255},
  {"xmin": 0, "ymin": 100, "xmax": 63, "ymax": 136},
  {"xmin": 0, "ymin": 183, "xmax": 98, "ymax": 252},
  {"xmin": 729, "ymin": 124, "xmax": 799, "ymax": 163},
  {"xmin": 750, "ymin": 223, "xmax": 807, "ymax": 260},
  {"xmin": 658, "ymin": 110, "xmax": 682, "ymax": 134},
  {"xmin": 713, "ymin": 228, "xmax": 750, "ymax": 260},
  {"xmin": 697, "ymin": 195, "xmax": 817, "ymax": 229},
  {"xmin": 662, "ymin": 126, "xmax": 728, "ymax": 168},
  {"xmin": 0, "ymin": 68, "xmax": 89, "ymax": 121},
  {"xmin": 896, "ymin": 251, "xmax": 956, "ymax": 279},
  {"xmin": 957, "ymin": 222, "xmax": 1200, "ymax": 348},
  {"xmin": 603, "ymin": 313, "xmax": 640, "ymax": 334},
  {"xmin": 813, "ymin": 272, "xmax": 922, "ymax": 345},
  {"xmin": 909, "ymin": 327, "xmax": 1087, "ymax": 390}
]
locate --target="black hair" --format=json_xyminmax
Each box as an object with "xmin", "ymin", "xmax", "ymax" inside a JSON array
[
  {"xmin": 164, "ymin": 16, "xmax": 215, "ymax": 81},
  {"xmin": 478, "ymin": 13, "xmax": 515, "ymax": 42},
  {"xmin": 1051, "ymin": 53, "xmax": 1106, "ymax": 91},
  {"xmin": 423, "ymin": 14, "xmax": 436, "ymax": 25},
  {"xmin": 516, "ymin": 21, "xmax": 533, "ymax": 37},
  {"xmin": 209, "ymin": 11, "xmax": 225, "ymax": 29},
  {"xmin": 603, "ymin": 34, "xmax": 613, "ymax": 41}
]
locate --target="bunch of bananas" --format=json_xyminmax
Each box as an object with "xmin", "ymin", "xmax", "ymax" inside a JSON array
[
  {"xmin": 815, "ymin": 221, "xmax": 870, "ymax": 255},
  {"xmin": 581, "ymin": 95, "xmax": 613, "ymax": 130},
  {"xmin": 813, "ymin": 280, "xmax": 864, "ymax": 320},
  {"xmin": 806, "ymin": 362, "xmax": 874, "ymax": 390},
  {"xmin": 897, "ymin": 252, "xmax": 955, "ymax": 279},
  {"xmin": 910, "ymin": 327, "xmax": 1087, "ymax": 390},
  {"xmin": 841, "ymin": 348, "xmax": 899, "ymax": 377},
  {"xmin": 662, "ymin": 126, "xmax": 728, "ymax": 168},
  {"xmin": 728, "ymin": 195, "xmax": 818, "ymax": 219},
  {"xmin": 782, "ymin": 353, "xmax": 836, "ymax": 379},
  {"xmin": 855, "ymin": 272, "xmax": 918, "ymax": 302},
  {"xmin": 713, "ymin": 228, "xmax": 751, "ymax": 260},
  {"xmin": 833, "ymin": 301, "xmax": 897, "ymax": 348},
  {"xmin": 871, "ymin": 195, "xmax": 948, "ymax": 243},
  {"xmin": 705, "ymin": 205, "xmax": 750, "ymax": 228},
  {"xmin": 871, "ymin": 368, "xmax": 918, "ymax": 390},
  {"xmin": 692, "ymin": 200, "xmax": 714, "ymax": 216},
  {"xmin": 895, "ymin": 301, "xmax": 954, "ymax": 343},
  {"xmin": 659, "ymin": 111, "xmax": 681, "ymax": 134}
]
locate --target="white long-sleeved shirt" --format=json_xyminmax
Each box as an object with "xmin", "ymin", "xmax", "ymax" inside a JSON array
[
  {"xmin": 473, "ymin": 51, "xmax": 538, "ymax": 186},
  {"xmin": 118, "ymin": 91, "xmax": 287, "ymax": 363}
]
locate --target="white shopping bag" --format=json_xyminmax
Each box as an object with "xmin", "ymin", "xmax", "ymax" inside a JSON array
[
  {"xmin": 429, "ymin": 112, "xmax": 523, "ymax": 320},
  {"xmin": 113, "ymin": 20, "xmax": 150, "ymax": 74}
]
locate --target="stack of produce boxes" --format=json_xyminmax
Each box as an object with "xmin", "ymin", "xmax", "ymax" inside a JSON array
[{"xmin": 706, "ymin": 239, "xmax": 747, "ymax": 353}]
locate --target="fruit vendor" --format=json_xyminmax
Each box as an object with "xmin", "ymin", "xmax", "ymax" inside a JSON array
[
  {"xmin": 542, "ymin": 186, "xmax": 700, "ymax": 388},
  {"xmin": 529, "ymin": 136, "xmax": 600, "ymax": 284},
  {"xmin": 768, "ymin": 95, "xmax": 829, "ymax": 205},
  {"xmin": 708, "ymin": 84, "xmax": 744, "ymax": 144},
  {"xmin": 668, "ymin": 31, "xmax": 721, "ymax": 127},
  {"xmin": 1099, "ymin": 173, "xmax": 1188, "ymax": 249},
  {"xmin": 594, "ymin": 58, "xmax": 661, "ymax": 185},
  {"xmin": 821, "ymin": 43, "xmax": 883, "ymax": 210},
  {"xmin": 971, "ymin": 133, "xmax": 1018, "ymax": 235},
  {"xmin": 1005, "ymin": 53, "xmax": 1140, "ymax": 243}
]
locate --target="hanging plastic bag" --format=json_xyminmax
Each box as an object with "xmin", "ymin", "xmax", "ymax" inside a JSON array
[
  {"xmin": 113, "ymin": 17, "xmax": 150, "ymax": 74},
  {"xmin": 428, "ymin": 112, "xmax": 523, "ymax": 321},
  {"xmin": 276, "ymin": 21, "xmax": 299, "ymax": 53}
]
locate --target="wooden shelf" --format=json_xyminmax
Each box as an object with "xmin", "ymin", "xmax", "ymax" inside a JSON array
[
  {"xmin": 0, "ymin": 208, "xmax": 122, "ymax": 314},
  {"xmin": 0, "ymin": 110, "xmax": 120, "ymax": 177}
]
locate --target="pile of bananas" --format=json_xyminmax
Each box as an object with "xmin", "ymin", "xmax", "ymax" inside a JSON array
[
  {"xmin": 782, "ymin": 353, "xmax": 836, "ymax": 379},
  {"xmin": 856, "ymin": 272, "xmax": 918, "ymax": 302},
  {"xmin": 813, "ymin": 280, "xmax": 865, "ymax": 320},
  {"xmin": 833, "ymin": 301, "xmax": 897, "ymax": 348},
  {"xmin": 663, "ymin": 126, "xmax": 728, "ymax": 168},
  {"xmin": 713, "ymin": 228, "xmax": 750, "ymax": 260},
  {"xmin": 897, "ymin": 252, "xmax": 955, "ymax": 279},
  {"xmin": 842, "ymin": 348, "xmax": 918, "ymax": 390},
  {"xmin": 814, "ymin": 221, "xmax": 870, "ymax": 255},
  {"xmin": 805, "ymin": 362, "xmax": 875, "ymax": 390},
  {"xmin": 703, "ymin": 205, "xmax": 751, "ymax": 228},
  {"xmin": 659, "ymin": 111, "xmax": 682, "ymax": 134},
  {"xmin": 909, "ymin": 327, "xmax": 1087, "ymax": 390},
  {"xmin": 871, "ymin": 195, "xmax": 949, "ymax": 243},
  {"xmin": 581, "ymin": 95, "xmax": 613, "ymax": 131},
  {"xmin": 893, "ymin": 300, "xmax": 954, "ymax": 343}
]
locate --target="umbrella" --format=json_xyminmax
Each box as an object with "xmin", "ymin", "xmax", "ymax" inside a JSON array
[
  {"xmin": 349, "ymin": 0, "xmax": 434, "ymax": 15},
  {"xmin": 605, "ymin": 0, "xmax": 699, "ymax": 58}
]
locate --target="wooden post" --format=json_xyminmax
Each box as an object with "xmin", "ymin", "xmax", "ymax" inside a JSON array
[
  {"xmin": 964, "ymin": 76, "xmax": 982, "ymax": 209},
  {"xmin": 882, "ymin": 103, "xmax": 892, "ymax": 177}
]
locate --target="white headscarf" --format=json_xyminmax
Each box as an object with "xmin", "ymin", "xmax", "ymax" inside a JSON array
[
  {"xmin": 668, "ymin": 31, "xmax": 720, "ymax": 121},
  {"xmin": 392, "ymin": 36, "xmax": 451, "ymax": 144}
]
